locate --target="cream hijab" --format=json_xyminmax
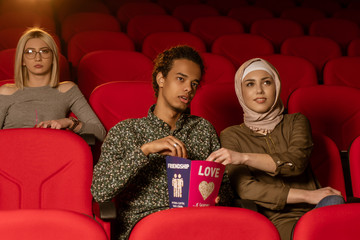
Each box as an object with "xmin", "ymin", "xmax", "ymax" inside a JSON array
[{"xmin": 235, "ymin": 58, "xmax": 284, "ymax": 133}]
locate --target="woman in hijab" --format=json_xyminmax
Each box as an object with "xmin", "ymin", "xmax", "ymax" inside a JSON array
[{"xmin": 206, "ymin": 58, "xmax": 344, "ymax": 240}]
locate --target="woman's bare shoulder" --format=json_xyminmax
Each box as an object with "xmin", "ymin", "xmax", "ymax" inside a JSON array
[
  {"xmin": 57, "ymin": 81, "xmax": 76, "ymax": 93},
  {"xmin": 0, "ymin": 83, "xmax": 19, "ymax": 95}
]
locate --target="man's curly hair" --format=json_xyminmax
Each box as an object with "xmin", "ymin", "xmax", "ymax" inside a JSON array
[{"xmin": 152, "ymin": 45, "xmax": 205, "ymax": 97}]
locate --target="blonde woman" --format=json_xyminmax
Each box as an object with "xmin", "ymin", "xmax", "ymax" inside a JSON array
[{"xmin": 0, "ymin": 28, "xmax": 106, "ymax": 141}]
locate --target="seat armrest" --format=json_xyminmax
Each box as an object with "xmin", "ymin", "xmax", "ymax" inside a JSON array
[{"xmin": 93, "ymin": 201, "xmax": 117, "ymax": 221}]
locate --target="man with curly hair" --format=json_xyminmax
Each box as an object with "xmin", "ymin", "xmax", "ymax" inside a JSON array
[{"xmin": 91, "ymin": 45, "xmax": 233, "ymax": 240}]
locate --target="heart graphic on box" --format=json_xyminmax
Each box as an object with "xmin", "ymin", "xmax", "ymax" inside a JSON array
[{"xmin": 198, "ymin": 181, "xmax": 215, "ymax": 200}]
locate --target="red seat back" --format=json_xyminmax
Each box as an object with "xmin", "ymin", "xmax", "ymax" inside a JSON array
[
  {"xmin": 288, "ymin": 85, "xmax": 360, "ymax": 151},
  {"xmin": 127, "ymin": 15, "xmax": 184, "ymax": 48},
  {"xmin": 129, "ymin": 207, "xmax": 280, "ymax": 240},
  {"xmin": 251, "ymin": 18, "xmax": 304, "ymax": 51},
  {"xmin": 142, "ymin": 32, "xmax": 206, "ymax": 60},
  {"xmin": 191, "ymin": 83, "xmax": 243, "ymax": 135},
  {"xmin": 77, "ymin": 50, "xmax": 153, "ymax": 99},
  {"xmin": 89, "ymin": 81, "xmax": 156, "ymax": 131},
  {"xmin": 212, "ymin": 33, "xmax": 274, "ymax": 68},
  {"xmin": 323, "ymin": 57, "xmax": 360, "ymax": 89},
  {"xmin": 349, "ymin": 136, "xmax": 360, "ymax": 197},
  {"xmin": 0, "ymin": 209, "xmax": 108, "ymax": 240},
  {"xmin": 293, "ymin": 203, "xmax": 360, "ymax": 240},
  {"xmin": 347, "ymin": 38, "xmax": 360, "ymax": 56},
  {"xmin": 310, "ymin": 132, "xmax": 347, "ymax": 199},
  {"xmin": 309, "ymin": 18, "xmax": 359, "ymax": 50},
  {"xmin": 281, "ymin": 36, "xmax": 342, "ymax": 77},
  {"xmin": 67, "ymin": 31, "xmax": 135, "ymax": 68},
  {"xmin": 190, "ymin": 16, "xmax": 244, "ymax": 48},
  {"xmin": 200, "ymin": 52, "xmax": 236, "ymax": 85},
  {"xmin": 61, "ymin": 13, "xmax": 120, "ymax": 43},
  {"xmin": 0, "ymin": 128, "xmax": 93, "ymax": 212}
]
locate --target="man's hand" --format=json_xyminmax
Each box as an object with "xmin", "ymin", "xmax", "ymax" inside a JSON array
[{"xmin": 141, "ymin": 136, "xmax": 188, "ymax": 158}]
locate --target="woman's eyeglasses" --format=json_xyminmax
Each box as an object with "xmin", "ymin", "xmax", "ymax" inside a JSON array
[{"xmin": 24, "ymin": 48, "xmax": 52, "ymax": 59}]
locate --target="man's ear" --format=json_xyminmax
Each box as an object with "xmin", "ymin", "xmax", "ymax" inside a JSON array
[{"xmin": 156, "ymin": 72, "xmax": 165, "ymax": 87}]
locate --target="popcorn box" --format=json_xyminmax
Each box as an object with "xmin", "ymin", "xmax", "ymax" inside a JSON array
[{"xmin": 166, "ymin": 156, "xmax": 225, "ymax": 208}]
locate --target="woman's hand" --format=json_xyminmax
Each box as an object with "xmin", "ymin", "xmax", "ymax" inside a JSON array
[
  {"xmin": 206, "ymin": 148, "xmax": 243, "ymax": 165},
  {"xmin": 287, "ymin": 187, "xmax": 342, "ymax": 205},
  {"xmin": 36, "ymin": 118, "xmax": 73, "ymax": 129},
  {"xmin": 141, "ymin": 136, "xmax": 187, "ymax": 158},
  {"xmin": 305, "ymin": 187, "xmax": 342, "ymax": 205}
]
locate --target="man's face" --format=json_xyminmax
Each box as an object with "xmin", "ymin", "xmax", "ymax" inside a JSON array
[{"xmin": 157, "ymin": 59, "xmax": 201, "ymax": 113}]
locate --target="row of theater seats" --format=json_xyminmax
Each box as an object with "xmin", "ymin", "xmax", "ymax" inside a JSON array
[
  {"xmin": 1, "ymin": 122, "xmax": 360, "ymax": 239},
  {"xmin": 1, "ymin": 10, "xmax": 358, "ymax": 52}
]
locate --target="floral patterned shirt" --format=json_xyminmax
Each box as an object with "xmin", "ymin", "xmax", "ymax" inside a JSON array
[{"xmin": 91, "ymin": 105, "xmax": 233, "ymax": 239}]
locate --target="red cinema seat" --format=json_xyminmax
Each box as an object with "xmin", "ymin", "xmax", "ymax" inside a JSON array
[
  {"xmin": 310, "ymin": 132, "xmax": 347, "ymax": 200},
  {"xmin": 280, "ymin": 7, "xmax": 326, "ymax": 32},
  {"xmin": 227, "ymin": 6, "xmax": 273, "ymax": 31},
  {"xmin": 190, "ymin": 16, "xmax": 244, "ymax": 48},
  {"xmin": 0, "ymin": 128, "xmax": 110, "ymax": 237},
  {"xmin": 281, "ymin": 36, "xmax": 342, "ymax": 77},
  {"xmin": 191, "ymin": 83, "xmax": 243, "ymax": 135},
  {"xmin": 200, "ymin": 52, "xmax": 236, "ymax": 85},
  {"xmin": 0, "ymin": 79, "xmax": 13, "ymax": 86},
  {"xmin": 292, "ymin": 204, "xmax": 360, "ymax": 240},
  {"xmin": 89, "ymin": 81, "xmax": 156, "ymax": 131},
  {"xmin": 349, "ymin": 136, "xmax": 360, "ymax": 197},
  {"xmin": 348, "ymin": 38, "xmax": 360, "ymax": 56},
  {"xmin": 129, "ymin": 207, "xmax": 280, "ymax": 240},
  {"xmin": 309, "ymin": 18, "xmax": 360, "ymax": 51},
  {"xmin": 288, "ymin": 85, "xmax": 360, "ymax": 151},
  {"xmin": 0, "ymin": 209, "xmax": 108, "ymax": 240},
  {"xmin": 67, "ymin": 31, "xmax": 135, "ymax": 71},
  {"xmin": 254, "ymin": 55, "xmax": 318, "ymax": 109},
  {"xmin": 323, "ymin": 57, "xmax": 360, "ymax": 89},
  {"xmin": 211, "ymin": 33, "xmax": 274, "ymax": 68},
  {"xmin": 127, "ymin": 15, "xmax": 184, "ymax": 48},
  {"xmin": 172, "ymin": 4, "xmax": 219, "ymax": 29},
  {"xmin": 142, "ymin": 32, "xmax": 206, "ymax": 60},
  {"xmin": 61, "ymin": 12, "xmax": 120, "ymax": 43},
  {"xmin": 77, "ymin": 50, "xmax": 153, "ymax": 99},
  {"xmin": 116, "ymin": 2, "xmax": 166, "ymax": 28},
  {"xmin": 0, "ymin": 48, "xmax": 15, "ymax": 80},
  {"xmin": 251, "ymin": 18, "xmax": 304, "ymax": 52},
  {"xmin": 0, "ymin": 48, "xmax": 71, "ymax": 82}
]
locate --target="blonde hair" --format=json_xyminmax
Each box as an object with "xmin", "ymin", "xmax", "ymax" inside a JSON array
[{"xmin": 14, "ymin": 28, "xmax": 60, "ymax": 89}]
